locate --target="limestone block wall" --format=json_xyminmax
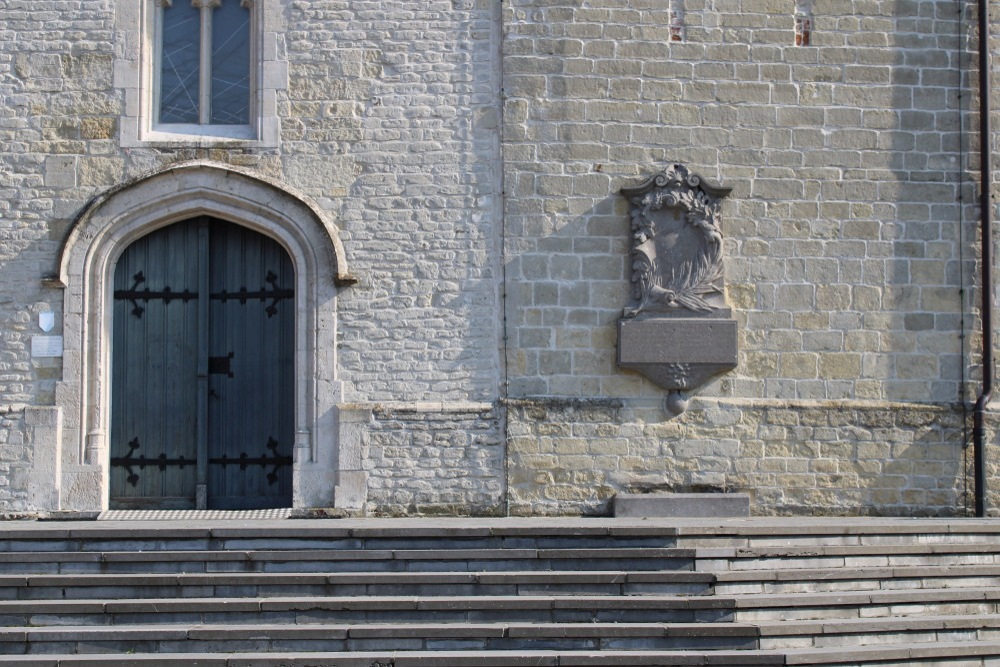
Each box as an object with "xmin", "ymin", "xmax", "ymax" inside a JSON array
[
  {"xmin": 501, "ymin": 0, "xmax": 988, "ymax": 515},
  {"xmin": 283, "ymin": 0, "xmax": 503, "ymax": 404},
  {"xmin": 0, "ymin": 2, "xmax": 117, "ymax": 512},
  {"xmin": 0, "ymin": 0, "xmax": 501, "ymax": 395},
  {"xmin": 0, "ymin": 1, "xmax": 505, "ymax": 512},
  {"xmin": 507, "ymin": 399, "xmax": 969, "ymax": 516},
  {"xmin": 0, "ymin": 0, "xmax": 996, "ymax": 517},
  {"xmin": 362, "ymin": 403, "xmax": 504, "ymax": 515},
  {"xmin": 281, "ymin": 0, "xmax": 504, "ymax": 510},
  {"xmin": 0, "ymin": 411, "xmax": 26, "ymax": 511}
]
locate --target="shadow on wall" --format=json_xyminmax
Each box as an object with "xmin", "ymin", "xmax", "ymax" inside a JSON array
[{"xmin": 500, "ymin": 0, "xmax": 976, "ymax": 516}]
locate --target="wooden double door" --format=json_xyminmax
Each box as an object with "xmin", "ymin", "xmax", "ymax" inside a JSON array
[{"xmin": 110, "ymin": 217, "xmax": 294, "ymax": 509}]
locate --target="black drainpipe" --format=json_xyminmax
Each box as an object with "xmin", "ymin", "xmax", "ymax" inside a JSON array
[{"xmin": 974, "ymin": 0, "xmax": 994, "ymax": 518}]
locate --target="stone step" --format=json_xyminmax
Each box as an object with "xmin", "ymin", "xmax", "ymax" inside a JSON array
[
  {"xmin": 0, "ymin": 520, "xmax": 684, "ymax": 554},
  {"xmin": 0, "ymin": 595, "xmax": 736, "ymax": 627},
  {"xmin": 714, "ymin": 564, "xmax": 1000, "ymax": 594},
  {"xmin": 7, "ymin": 587, "xmax": 995, "ymax": 627},
  {"xmin": 4, "ymin": 519, "xmax": 1000, "ymax": 664},
  {"xmin": 7, "ymin": 642, "xmax": 1000, "ymax": 666},
  {"xmin": 14, "ymin": 564, "xmax": 998, "ymax": 600},
  {"xmin": 757, "ymin": 613, "xmax": 1000, "ymax": 649},
  {"xmin": 9, "ymin": 540, "xmax": 1000, "ymax": 575},
  {"xmin": 667, "ymin": 518, "xmax": 1000, "ymax": 549},
  {"xmin": 12, "ymin": 614, "xmax": 1000, "ymax": 655},
  {"xmin": 0, "ymin": 570, "xmax": 714, "ymax": 599},
  {"xmin": 733, "ymin": 586, "xmax": 1000, "ymax": 622},
  {"xmin": 780, "ymin": 640, "xmax": 1000, "ymax": 665},
  {"xmin": 0, "ymin": 622, "xmax": 759, "ymax": 654},
  {"xmin": 695, "ymin": 542, "xmax": 1000, "ymax": 571},
  {"xmin": 0, "ymin": 548, "xmax": 697, "ymax": 574},
  {"xmin": 0, "ymin": 650, "xmax": 777, "ymax": 666},
  {"xmin": 11, "ymin": 517, "xmax": 1000, "ymax": 551}
]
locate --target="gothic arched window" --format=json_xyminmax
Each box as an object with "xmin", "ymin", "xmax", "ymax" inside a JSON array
[{"xmin": 156, "ymin": 0, "xmax": 252, "ymax": 127}]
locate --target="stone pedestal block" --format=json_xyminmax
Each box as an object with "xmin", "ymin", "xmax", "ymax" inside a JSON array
[{"xmin": 614, "ymin": 492, "xmax": 750, "ymax": 518}]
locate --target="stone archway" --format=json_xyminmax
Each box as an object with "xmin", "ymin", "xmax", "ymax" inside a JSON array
[{"xmin": 50, "ymin": 161, "xmax": 353, "ymax": 511}]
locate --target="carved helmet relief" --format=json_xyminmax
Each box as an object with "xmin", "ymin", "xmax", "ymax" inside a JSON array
[
  {"xmin": 616, "ymin": 164, "xmax": 738, "ymax": 416},
  {"xmin": 621, "ymin": 164, "xmax": 732, "ymax": 319}
]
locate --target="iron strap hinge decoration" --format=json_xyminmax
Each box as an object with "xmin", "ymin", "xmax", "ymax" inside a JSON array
[
  {"xmin": 209, "ymin": 270, "xmax": 292, "ymax": 318},
  {"xmin": 209, "ymin": 437, "xmax": 291, "ymax": 486},
  {"xmin": 113, "ymin": 271, "xmax": 197, "ymax": 319},
  {"xmin": 110, "ymin": 438, "xmax": 195, "ymax": 487}
]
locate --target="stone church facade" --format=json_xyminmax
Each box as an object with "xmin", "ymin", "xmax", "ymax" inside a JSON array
[{"xmin": 0, "ymin": 0, "xmax": 994, "ymax": 516}]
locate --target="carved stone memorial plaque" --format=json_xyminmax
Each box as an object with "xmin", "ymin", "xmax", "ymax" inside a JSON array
[{"xmin": 617, "ymin": 164, "xmax": 738, "ymax": 415}]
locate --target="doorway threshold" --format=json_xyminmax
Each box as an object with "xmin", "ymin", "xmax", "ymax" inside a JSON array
[{"xmin": 97, "ymin": 508, "xmax": 292, "ymax": 521}]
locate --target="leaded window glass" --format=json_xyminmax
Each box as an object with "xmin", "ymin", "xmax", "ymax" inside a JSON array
[
  {"xmin": 159, "ymin": 2, "xmax": 201, "ymax": 123},
  {"xmin": 210, "ymin": 1, "xmax": 251, "ymax": 124},
  {"xmin": 157, "ymin": 0, "xmax": 251, "ymax": 127}
]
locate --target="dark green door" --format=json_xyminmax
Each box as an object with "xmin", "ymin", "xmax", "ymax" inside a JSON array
[{"xmin": 110, "ymin": 218, "xmax": 294, "ymax": 510}]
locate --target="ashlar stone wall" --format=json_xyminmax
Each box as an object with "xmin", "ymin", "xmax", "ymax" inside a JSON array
[
  {"xmin": 0, "ymin": 0, "xmax": 996, "ymax": 517},
  {"xmin": 0, "ymin": 410, "xmax": 26, "ymax": 510},
  {"xmin": 502, "ymin": 0, "xmax": 987, "ymax": 516},
  {"xmin": 285, "ymin": 0, "xmax": 503, "ymax": 405},
  {"xmin": 507, "ymin": 399, "xmax": 970, "ymax": 516},
  {"xmin": 0, "ymin": 1, "xmax": 118, "ymax": 511},
  {"xmin": 0, "ymin": 0, "xmax": 505, "ymax": 513},
  {"xmin": 282, "ymin": 0, "xmax": 505, "ymax": 511},
  {"xmin": 363, "ymin": 402, "xmax": 503, "ymax": 515}
]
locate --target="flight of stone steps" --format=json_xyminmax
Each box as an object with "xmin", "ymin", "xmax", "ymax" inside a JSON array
[{"xmin": 1, "ymin": 516, "xmax": 1000, "ymax": 665}]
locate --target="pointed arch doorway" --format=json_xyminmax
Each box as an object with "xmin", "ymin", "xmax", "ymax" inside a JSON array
[
  {"xmin": 49, "ymin": 161, "xmax": 358, "ymax": 513},
  {"xmin": 110, "ymin": 217, "xmax": 295, "ymax": 509}
]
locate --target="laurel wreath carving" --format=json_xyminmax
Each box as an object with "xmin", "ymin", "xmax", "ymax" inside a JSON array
[{"xmin": 624, "ymin": 166, "xmax": 726, "ymax": 318}]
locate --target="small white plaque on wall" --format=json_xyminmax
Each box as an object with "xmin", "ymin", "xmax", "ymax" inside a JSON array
[{"xmin": 32, "ymin": 336, "xmax": 64, "ymax": 358}]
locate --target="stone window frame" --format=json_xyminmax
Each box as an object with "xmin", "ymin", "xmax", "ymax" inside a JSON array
[{"xmin": 116, "ymin": 0, "xmax": 285, "ymax": 147}]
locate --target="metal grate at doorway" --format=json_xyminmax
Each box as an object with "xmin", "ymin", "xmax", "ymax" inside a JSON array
[{"xmin": 97, "ymin": 509, "xmax": 292, "ymax": 521}]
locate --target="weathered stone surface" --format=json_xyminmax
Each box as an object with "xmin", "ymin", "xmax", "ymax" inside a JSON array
[
  {"xmin": 506, "ymin": 400, "xmax": 969, "ymax": 517},
  {"xmin": 364, "ymin": 403, "xmax": 504, "ymax": 516},
  {"xmin": 0, "ymin": 0, "xmax": 995, "ymax": 517},
  {"xmin": 617, "ymin": 318, "xmax": 738, "ymax": 398},
  {"xmin": 614, "ymin": 493, "xmax": 750, "ymax": 518}
]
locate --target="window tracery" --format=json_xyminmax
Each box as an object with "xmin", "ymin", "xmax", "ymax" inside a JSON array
[{"xmin": 156, "ymin": 0, "xmax": 252, "ymax": 127}]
